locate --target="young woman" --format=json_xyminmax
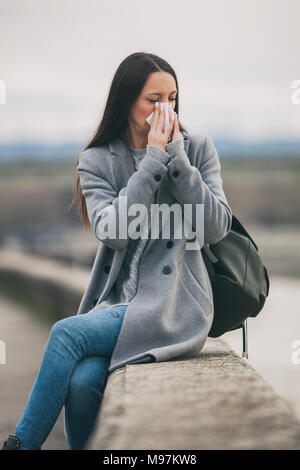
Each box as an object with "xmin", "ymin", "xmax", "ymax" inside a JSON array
[{"xmin": 2, "ymin": 52, "xmax": 232, "ymax": 450}]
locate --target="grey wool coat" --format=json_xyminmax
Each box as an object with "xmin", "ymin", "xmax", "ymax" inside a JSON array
[{"xmin": 76, "ymin": 131, "xmax": 232, "ymax": 374}]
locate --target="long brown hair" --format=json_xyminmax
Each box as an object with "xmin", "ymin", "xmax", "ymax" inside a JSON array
[{"xmin": 69, "ymin": 52, "xmax": 188, "ymax": 230}]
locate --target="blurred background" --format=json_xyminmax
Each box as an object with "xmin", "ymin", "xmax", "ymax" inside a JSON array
[{"xmin": 0, "ymin": 0, "xmax": 300, "ymax": 449}]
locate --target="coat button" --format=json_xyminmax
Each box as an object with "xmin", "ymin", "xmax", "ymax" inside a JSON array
[
  {"xmin": 163, "ymin": 265, "xmax": 172, "ymax": 274},
  {"xmin": 93, "ymin": 298, "xmax": 98, "ymax": 306},
  {"xmin": 154, "ymin": 174, "xmax": 161, "ymax": 181},
  {"xmin": 166, "ymin": 240, "xmax": 173, "ymax": 248},
  {"xmin": 104, "ymin": 265, "xmax": 111, "ymax": 273},
  {"xmin": 172, "ymin": 170, "xmax": 179, "ymax": 177}
]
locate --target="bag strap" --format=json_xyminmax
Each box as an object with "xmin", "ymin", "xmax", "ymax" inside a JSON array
[{"xmin": 202, "ymin": 243, "xmax": 218, "ymax": 263}]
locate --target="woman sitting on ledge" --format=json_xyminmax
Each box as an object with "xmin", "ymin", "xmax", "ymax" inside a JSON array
[{"xmin": 2, "ymin": 51, "xmax": 232, "ymax": 450}]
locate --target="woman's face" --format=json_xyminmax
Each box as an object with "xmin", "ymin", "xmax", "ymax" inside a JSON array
[{"xmin": 128, "ymin": 71, "xmax": 177, "ymax": 134}]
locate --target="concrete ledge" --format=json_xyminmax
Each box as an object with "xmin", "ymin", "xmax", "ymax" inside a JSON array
[
  {"xmin": 87, "ymin": 337, "xmax": 300, "ymax": 450},
  {"xmin": 0, "ymin": 249, "xmax": 89, "ymax": 318}
]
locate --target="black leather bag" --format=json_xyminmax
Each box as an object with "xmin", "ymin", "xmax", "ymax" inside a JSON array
[{"xmin": 201, "ymin": 215, "xmax": 270, "ymax": 357}]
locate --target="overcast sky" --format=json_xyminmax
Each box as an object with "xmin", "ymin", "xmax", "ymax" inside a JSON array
[{"xmin": 0, "ymin": 0, "xmax": 300, "ymax": 144}]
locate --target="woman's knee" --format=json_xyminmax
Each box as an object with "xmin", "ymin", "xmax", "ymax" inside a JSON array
[{"xmin": 50, "ymin": 317, "xmax": 74, "ymax": 337}]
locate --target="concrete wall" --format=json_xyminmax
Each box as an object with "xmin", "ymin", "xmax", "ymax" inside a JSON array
[{"xmin": 87, "ymin": 337, "xmax": 300, "ymax": 450}]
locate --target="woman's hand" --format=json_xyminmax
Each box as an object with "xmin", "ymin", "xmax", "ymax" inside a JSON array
[
  {"xmin": 168, "ymin": 109, "xmax": 182, "ymax": 143},
  {"xmin": 147, "ymin": 102, "xmax": 176, "ymax": 150}
]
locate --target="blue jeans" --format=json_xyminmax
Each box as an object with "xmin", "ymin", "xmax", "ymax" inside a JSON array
[{"xmin": 14, "ymin": 305, "xmax": 127, "ymax": 450}]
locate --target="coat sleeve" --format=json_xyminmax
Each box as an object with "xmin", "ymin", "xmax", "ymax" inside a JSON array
[
  {"xmin": 165, "ymin": 135, "xmax": 232, "ymax": 245},
  {"xmin": 77, "ymin": 145, "xmax": 171, "ymax": 250}
]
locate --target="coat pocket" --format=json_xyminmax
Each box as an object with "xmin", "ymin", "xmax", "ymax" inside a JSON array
[{"xmin": 177, "ymin": 257, "xmax": 213, "ymax": 317}]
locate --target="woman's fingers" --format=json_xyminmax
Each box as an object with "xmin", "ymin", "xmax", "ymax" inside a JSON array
[
  {"xmin": 172, "ymin": 113, "xmax": 182, "ymax": 141},
  {"xmin": 175, "ymin": 112, "xmax": 179, "ymax": 130},
  {"xmin": 148, "ymin": 102, "xmax": 178, "ymax": 148}
]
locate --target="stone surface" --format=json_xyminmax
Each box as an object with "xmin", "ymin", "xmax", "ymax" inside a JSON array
[
  {"xmin": 0, "ymin": 248, "xmax": 89, "ymax": 318},
  {"xmin": 87, "ymin": 337, "xmax": 300, "ymax": 450}
]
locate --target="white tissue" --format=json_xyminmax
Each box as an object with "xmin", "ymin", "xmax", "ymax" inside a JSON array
[{"xmin": 146, "ymin": 102, "xmax": 175, "ymax": 133}]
